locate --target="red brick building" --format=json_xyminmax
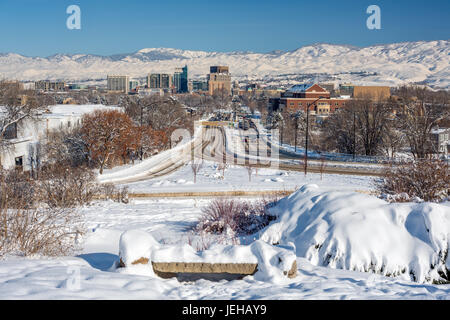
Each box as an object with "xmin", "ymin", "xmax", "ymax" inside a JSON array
[{"xmin": 274, "ymin": 83, "xmax": 350, "ymax": 115}]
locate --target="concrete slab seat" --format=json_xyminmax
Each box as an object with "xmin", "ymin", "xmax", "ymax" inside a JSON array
[
  {"xmin": 119, "ymin": 259, "xmax": 297, "ymax": 280},
  {"xmin": 151, "ymin": 262, "xmax": 259, "ymax": 279},
  {"xmin": 117, "ymin": 230, "xmax": 298, "ymax": 280}
]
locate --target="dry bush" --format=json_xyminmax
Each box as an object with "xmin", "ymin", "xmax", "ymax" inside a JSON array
[
  {"xmin": 377, "ymin": 159, "xmax": 449, "ymax": 202},
  {"xmin": 0, "ymin": 170, "xmax": 37, "ymax": 208},
  {"xmin": 0, "ymin": 206, "xmax": 83, "ymax": 257},
  {"xmin": 101, "ymin": 183, "xmax": 129, "ymax": 203},
  {"xmin": 37, "ymin": 164, "xmax": 100, "ymax": 208},
  {"xmin": 194, "ymin": 197, "xmax": 278, "ymax": 237},
  {"xmin": 0, "ymin": 173, "xmax": 84, "ymax": 257}
]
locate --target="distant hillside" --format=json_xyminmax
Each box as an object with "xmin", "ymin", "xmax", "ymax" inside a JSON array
[{"xmin": 1, "ymin": 40, "xmax": 448, "ymax": 89}]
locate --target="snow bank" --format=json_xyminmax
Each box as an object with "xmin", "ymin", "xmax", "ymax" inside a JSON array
[
  {"xmin": 260, "ymin": 184, "xmax": 450, "ymax": 283},
  {"xmin": 250, "ymin": 241, "xmax": 297, "ymax": 282},
  {"xmin": 118, "ymin": 230, "xmax": 160, "ymax": 267}
]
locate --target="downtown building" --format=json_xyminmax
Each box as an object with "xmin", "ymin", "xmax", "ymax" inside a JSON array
[
  {"xmin": 190, "ymin": 79, "xmax": 208, "ymax": 93},
  {"xmin": 35, "ymin": 80, "xmax": 66, "ymax": 92},
  {"xmin": 207, "ymin": 66, "xmax": 231, "ymax": 96},
  {"xmin": 107, "ymin": 75, "xmax": 130, "ymax": 93},
  {"xmin": 147, "ymin": 73, "xmax": 173, "ymax": 90},
  {"xmin": 270, "ymin": 83, "xmax": 350, "ymax": 116},
  {"xmin": 173, "ymin": 65, "xmax": 189, "ymax": 93},
  {"xmin": 270, "ymin": 83, "xmax": 391, "ymax": 117}
]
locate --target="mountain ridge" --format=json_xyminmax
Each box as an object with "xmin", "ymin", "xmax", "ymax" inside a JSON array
[{"xmin": 0, "ymin": 40, "xmax": 448, "ymax": 89}]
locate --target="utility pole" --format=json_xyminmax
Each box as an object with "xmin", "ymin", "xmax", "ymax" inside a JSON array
[
  {"xmin": 293, "ymin": 113, "xmax": 299, "ymax": 153},
  {"xmin": 140, "ymin": 99, "xmax": 144, "ymax": 160},
  {"xmin": 353, "ymin": 110, "xmax": 356, "ymax": 160}
]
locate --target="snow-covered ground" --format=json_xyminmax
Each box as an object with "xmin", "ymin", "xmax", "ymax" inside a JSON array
[
  {"xmin": 118, "ymin": 161, "xmax": 374, "ymax": 194},
  {"xmin": 0, "ymin": 196, "xmax": 449, "ymax": 299},
  {"xmin": 2, "ymin": 255, "xmax": 449, "ymax": 299},
  {"xmin": 0, "ymin": 126, "xmax": 448, "ymax": 299}
]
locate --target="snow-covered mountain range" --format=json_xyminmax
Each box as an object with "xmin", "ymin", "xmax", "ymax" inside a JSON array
[{"xmin": 1, "ymin": 40, "xmax": 449, "ymax": 89}]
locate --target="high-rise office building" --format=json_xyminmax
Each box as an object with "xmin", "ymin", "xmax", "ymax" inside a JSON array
[
  {"xmin": 129, "ymin": 80, "xmax": 140, "ymax": 91},
  {"xmin": 207, "ymin": 66, "xmax": 231, "ymax": 96},
  {"xmin": 180, "ymin": 65, "xmax": 188, "ymax": 93},
  {"xmin": 191, "ymin": 80, "xmax": 208, "ymax": 92},
  {"xmin": 173, "ymin": 65, "xmax": 189, "ymax": 93},
  {"xmin": 173, "ymin": 68, "xmax": 182, "ymax": 93},
  {"xmin": 35, "ymin": 80, "xmax": 66, "ymax": 92},
  {"xmin": 147, "ymin": 73, "xmax": 173, "ymax": 89},
  {"xmin": 107, "ymin": 75, "xmax": 130, "ymax": 93}
]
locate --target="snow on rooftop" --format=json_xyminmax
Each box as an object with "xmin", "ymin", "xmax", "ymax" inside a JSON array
[
  {"xmin": 286, "ymin": 83, "xmax": 315, "ymax": 93},
  {"xmin": 43, "ymin": 104, "xmax": 122, "ymax": 118}
]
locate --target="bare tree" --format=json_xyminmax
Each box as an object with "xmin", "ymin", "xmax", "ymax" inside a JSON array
[
  {"xmin": 382, "ymin": 121, "xmax": 406, "ymax": 158},
  {"xmin": 80, "ymin": 110, "xmax": 134, "ymax": 174},
  {"xmin": 0, "ymin": 81, "xmax": 46, "ymax": 151},
  {"xmin": 394, "ymin": 86, "xmax": 450, "ymax": 159},
  {"xmin": 27, "ymin": 142, "xmax": 42, "ymax": 179},
  {"xmin": 217, "ymin": 162, "xmax": 227, "ymax": 180},
  {"xmin": 322, "ymin": 97, "xmax": 394, "ymax": 156},
  {"xmin": 246, "ymin": 162, "xmax": 253, "ymax": 182},
  {"xmin": 319, "ymin": 155, "xmax": 327, "ymax": 180},
  {"xmin": 191, "ymin": 160, "xmax": 203, "ymax": 183},
  {"xmin": 212, "ymin": 88, "xmax": 232, "ymax": 110}
]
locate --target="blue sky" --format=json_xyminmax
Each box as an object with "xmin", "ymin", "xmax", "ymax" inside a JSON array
[{"xmin": 0, "ymin": 0, "xmax": 448, "ymax": 56}]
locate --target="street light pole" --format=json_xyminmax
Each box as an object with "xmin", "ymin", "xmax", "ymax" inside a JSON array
[
  {"xmin": 304, "ymin": 97, "xmax": 321, "ymax": 175},
  {"xmin": 294, "ymin": 115, "xmax": 298, "ymax": 153},
  {"xmin": 353, "ymin": 110, "xmax": 356, "ymax": 160}
]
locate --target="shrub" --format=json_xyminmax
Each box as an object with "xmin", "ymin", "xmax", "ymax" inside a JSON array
[
  {"xmin": 377, "ymin": 159, "xmax": 449, "ymax": 202},
  {"xmin": 0, "ymin": 170, "xmax": 37, "ymax": 208},
  {"xmin": 194, "ymin": 197, "xmax": 278, "ymax": 238},
  {"xmin": 0, "ymin": 173, "xmax": 84, "ymax": 257},
  {"xmin": 37, "ymin": 164, "xmax": 100, "ymax": 208},
  {"xmin": 101, "ymin": 183, "xmax": 129, "ymax": 203},
  {"xmin": 0, "ymin": 206, "xmax": 83, "ymax": 257}
]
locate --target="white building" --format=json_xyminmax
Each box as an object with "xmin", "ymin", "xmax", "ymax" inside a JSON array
[
  {"xmin": 107, "ymin": 75, "xmax": 130, "ymax": 93},
  {"xmin": 0, "ymin": 104, "xmax": 122, "ymax": 171},
  {"xmin": 431, "ymin": 127, "xmax": 450, "ymax": 157}
]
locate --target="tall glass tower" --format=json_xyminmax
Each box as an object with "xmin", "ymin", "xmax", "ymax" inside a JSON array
[
  {"xmin": 173, "ymin": 65, "xmax": 188, "ymax": 93},
  {"xmin": 180, "ymin": 65, "xmax": 188, "ymax": 93}
]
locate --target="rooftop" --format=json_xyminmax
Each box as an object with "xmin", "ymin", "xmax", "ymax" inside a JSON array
[{"xmin": 286, "ymin": 83, "xmax": 315, "ymax": 93}]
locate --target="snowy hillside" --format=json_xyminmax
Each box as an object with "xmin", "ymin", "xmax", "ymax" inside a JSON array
[
  {"xmin": 260, "ymin": 184, "xmax": 450, "ymax": 284},
  {"xmin": 1, "ymin": 40, "xmax": 449, "ymax": 89}
]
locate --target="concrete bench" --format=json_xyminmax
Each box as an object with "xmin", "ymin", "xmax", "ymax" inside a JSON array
[{"xmin": 118, "ymin": 230, "xmax": 297, "ymax": 281}]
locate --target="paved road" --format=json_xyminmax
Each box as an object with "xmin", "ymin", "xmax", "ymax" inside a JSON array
[{"xmin": 103, "ymin": 123, "xmax": 384, "ymax": 185}]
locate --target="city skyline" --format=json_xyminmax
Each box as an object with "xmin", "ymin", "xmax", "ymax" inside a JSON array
[{"xmin": 0, "ymin": 0, "xmax": 448, "ymax": 57}]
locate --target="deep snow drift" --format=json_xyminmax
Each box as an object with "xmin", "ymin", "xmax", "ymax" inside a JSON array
[{"xmin": 260, "ymin": 184, "xmax": 450, "ymax": 284}]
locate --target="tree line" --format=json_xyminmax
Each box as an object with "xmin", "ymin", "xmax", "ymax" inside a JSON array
[{"xmin": 269, "ymin": 86, "xmax": 450, "ymax": 159}]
